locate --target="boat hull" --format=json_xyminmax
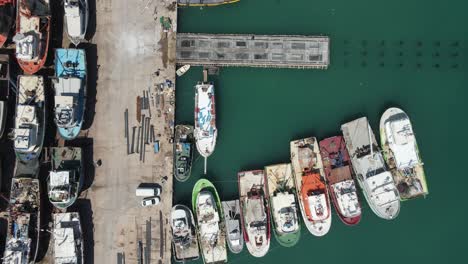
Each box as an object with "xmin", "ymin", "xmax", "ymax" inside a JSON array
[
  {"xmin": 173, "ymin": 125, "xmax": 194, "ymax": 182},
  {"xmin": 319, "ymin": 136, "xmax": 362, "ymax": 226},
  {"xmin": 171, "ymin": 204, "xmax": 200, "ymax": 262},
  {"xmin": 341, "ymin": 117, "xmax": 400, "ymax": 220},
  {"xmin": 194, "ymin": 82, "xmax": 217, "ymax": 159},
  {"xmin": 238, "ymin": 170, "xmax": 270, "ymax": 257},
  {"xmin": 290, "ymin": 137, "xmax": 332, "ymax": 236},
  {"xmin": 191, "ymin": 179, "xmax": 227, "ymax": 264},
  {"xmin": 64, "ymin": 0, "xmax": 89, "ymax": 45},
  {"xmin": 265, "ymin": 163, "xmax": 301, "ymax": 247},
  {"xmin": 380, "ymin": 107, "xmax": 428, "ymax": 201},
  {"xmin": 221, "ymin": 200, "xmax": 244, "ymax": 254}
]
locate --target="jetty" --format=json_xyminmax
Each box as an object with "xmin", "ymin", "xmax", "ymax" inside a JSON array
[{"xmin": 176, "ymin": 33, "xmax": 330, "ymax": 69}]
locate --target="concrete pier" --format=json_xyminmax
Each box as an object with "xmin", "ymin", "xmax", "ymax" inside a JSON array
[
  {"xmin": 176, "ymin": 33, "xmax": 330, "ymax": 69},
  {"xmin": 87, "ymin": 0, "xmax": 176, "ymax": 263}
]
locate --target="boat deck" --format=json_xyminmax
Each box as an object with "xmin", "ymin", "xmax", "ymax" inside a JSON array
[
  {"xmin": 18, "ymin": 75, "xmax": 45, "ymax": 104},
  {"xmin": 177, "ymin": 33, "xmax": 330, "ymax": 69},
  {"xmin": 265, "ymin": 163, "xmax": 294, "ymax": 195}
]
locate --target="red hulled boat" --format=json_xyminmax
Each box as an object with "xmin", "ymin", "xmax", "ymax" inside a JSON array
[
  {"xmin": 319, "ymin": 136, "xmax": 362, "ymax": 225},
  {"xmin": 0, "ymin": 0, "xmax": 15, "ymax": 47},
  {"xmin": 14, "ymin": 0, "xmax": 50, "ymax": 74}
]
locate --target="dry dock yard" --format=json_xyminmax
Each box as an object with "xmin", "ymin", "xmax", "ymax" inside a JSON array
[{"xmin": 87, "ymin": 0, "xmax": 177, "ymax": 263}]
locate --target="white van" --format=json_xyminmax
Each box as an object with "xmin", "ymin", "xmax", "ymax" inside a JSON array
[{"xmin": 135, "ymin": 186, "xmax": 161, "ymax": 197}]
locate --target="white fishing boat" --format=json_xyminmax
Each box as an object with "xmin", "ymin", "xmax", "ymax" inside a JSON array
[
  {"xmin": 194, "ymin": 82, "xmax": 217, "ymax": 174},
  {"xmin": 222, "ymin": 200, "xmax": 243, "ymax": 254},
  {"xmin": 64, "ymin": 0, "xmax": 88, "ymax": 45},
  {"xmin": 341, "ymin": 117, "xmax": 400, "ymax": 220},
  {"xmin": 176, "ymin": 65, "xmax": 191, "ymax": 76},
  {"xmin": 171, "ymin": 204, "xmax": 199, "ymax": 262},
  {"xmin": 380, "ymin": 107, "xmax": 428, "ymax": 200},
  {"xmin": 238, "ymin": 170, "xmax": 270, "ymax": 258},
  {"xmin": 13, "ymin": 75, "xmax": 46, "ymax": 162},
  {"xmin": 290, "ymin": 137, "xmax": 332, "ymax": 236},
  {"xmin": 53, "ymin": 212, "xmax": 84, "ymax": 264},
  {"xmin": 265, "ymin": 163, "xmax": 300, "ymax": 247}
]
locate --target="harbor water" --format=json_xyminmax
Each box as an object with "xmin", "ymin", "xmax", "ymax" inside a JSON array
[{"xmin": 175, "ymin": 1, "xmax": 467, "ymax": 263}]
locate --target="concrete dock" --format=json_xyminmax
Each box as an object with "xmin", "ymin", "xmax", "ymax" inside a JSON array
[
  {"xmin": 86, "ymin": 0, "xmax": 177, "ymax": 263},
  {"xmin": 176, "ymin": 33, "xmax": 330, "ymax": 69}
]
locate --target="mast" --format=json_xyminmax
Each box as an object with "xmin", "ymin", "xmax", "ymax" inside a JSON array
[
  {"xmin": 367, "ymin": 122, "xmax": 373, "ymax": 157},
  {"xmin": 204, "ymin": 157, "xmax": 207, "ymax": 174}
]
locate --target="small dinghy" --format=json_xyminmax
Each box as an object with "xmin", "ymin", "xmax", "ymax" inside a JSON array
[
  {"xmin": 222, "ymin": 200, "xmax": 244, "ymax": 254},
  {"xmin": 64, "ymin": 0, "xmax": 88, "ymax": 45}
]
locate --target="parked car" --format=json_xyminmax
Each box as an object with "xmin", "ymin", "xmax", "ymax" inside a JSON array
[{"xmin": 141, "ymin": 196, "xmax": 161, "ymax": 207}]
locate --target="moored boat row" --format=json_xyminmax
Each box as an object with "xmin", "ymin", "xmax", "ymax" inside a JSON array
[{"xmin": 172, "ymin": 107, "xmax": 428, "ymax": 261}]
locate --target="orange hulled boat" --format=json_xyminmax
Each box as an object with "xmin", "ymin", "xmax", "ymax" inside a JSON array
[
  {"xmin": 291, "ymin": 137, "xmax": 332, "ymax": 237},
  {"xmin": 14, "ymin": 0, "xmax": 50, "ymax": 74},
  {"xmin": 0, "ymin": 0, "xmax": 15, "ymax": 47}
]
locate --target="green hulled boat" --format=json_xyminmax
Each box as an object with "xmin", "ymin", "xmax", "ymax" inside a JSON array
[
  {"xmin": 174, "ymin": 125, "xmax": 194, "ymax": 182},
  {"xmin": 265, "ymin": 164, "xmax": 301, "ymax": 247},
  {"xmin": 192, "ymin": 179, "xmax": 227, "ymax": 264}
]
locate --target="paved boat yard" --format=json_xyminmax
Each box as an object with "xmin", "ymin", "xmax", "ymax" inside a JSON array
[
  {"xmin": 176, "ymin": 33, "xmax": 330, "ymax": 69},
  {"xmin": 88, "ymin": 0, "xmax": 176, "ymax": 263}
]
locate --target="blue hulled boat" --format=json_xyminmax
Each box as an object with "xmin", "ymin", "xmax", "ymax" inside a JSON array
[{"xmin": 53, "ymin": 49, "xmax": 87, "ymax": 140}]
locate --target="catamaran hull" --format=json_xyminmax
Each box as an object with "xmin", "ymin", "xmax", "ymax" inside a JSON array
[{"xmin": 380, "ymin": 107, "xmax": 428, "ymax": 200}]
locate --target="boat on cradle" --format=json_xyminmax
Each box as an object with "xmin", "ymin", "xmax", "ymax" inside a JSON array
[
  {"xmin": 290, "ymin": 137, "xmax": 332, "ymax": 236},
  {"xmin": 0, "ymin": 0, "xmax": 14, "ymax": 47},
  {"xmin": 47, "ymin": 147, "xmax": 83, "ymax": 209},
  {"xmin": 13, "ymin": 0, "xmax": 51, "ymax": 74},
  {"xmin": 171, "ymin": 204, "xmax": 200, "ymax": 262},
  {"xmin": 53, "ymin": 212, "xmax": 84, "ymax": 264},
  {"xmin": 53, "ymin": 48, "xmax": 87, "ymax": 140},
  {"xmin": 265, "ymin": 163, "xmax": 300, "ymax": 247},
  {"xmin": 192, "ymin": 179, "xmax": 227, "ymax": 264},
  {"xmin": 176, "ymin": 65, "xmax": 190, "ymax": 76},
  {"xmin": 194, "ymin": 82, "xmax": 217, "ymax": 174},
  {"xmin": 177, "ymin": 0, "xmax": 240, "ymax": 7},
  {"xmin": 319, "ymin": 136, "xmax": 362, "ymax": 225},
  {"xmin": 13, "ymin": 75, "xmax": 45, "ymax": 162},
  {"xmin": 238, "ymin": 170, "xmax": 270, "ymax": 257},
  {"xmin": 341, "ymin": 117, "xmax": 400, "ymax": 220},
  {"xmin": 222, "ymin": 200, "xmax": 243, "ymax": 254},
  {"xmin": 64, "ymin": 0, "xmax": 88, "ymax": 45},
  {"xmin": 174, "ymin": 125, "xmax": 194, "ymax": 182},
  {"xmin": 0, "ymin": 54, "xmax": 10, "ymax": 137},
  {"xmin": 380, "ymin": 107, "xmax": 428, "ymax": 200},
  {"xmin": 3, "ymin": 159, "xmax": 40, "ymax": 264}
]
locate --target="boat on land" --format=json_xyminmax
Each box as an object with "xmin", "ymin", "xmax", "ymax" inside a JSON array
[
  {"xmin": 53, "ymin": 212, "xmax": 84, "ymax": 264},
  {"xmin": 194, "ymin": 82, "xmax": 217, "ymax": 174},
  {"xmin": 14, "ymin": 0, "xmax": 50, "ymax": 74},
  {"xmin": 53, "ymin": 48, "xmax": 87, "ymax": 140},
  {"xmin": 341, "ymin": 117, "xmax": 400, "ymax": 220},
  {"xmin": 177, "ymin": 0, "xmax": 240, "ymax": 6},
  {"xmin": 238, "ymin": 170, "xmax": 270, "ymax": 257},
  {"xmin": 319, "ymin": 136, "xmax": 361, "ymax": 225},
  {"xmin": 13, "ymin": 75, "xmax": 45, "ymax": 162},
  {"xmin": 192, "ymin": 179, "xmax": 227, "ymax": 264},
  {"xmin": 64, "ymin": 0, "xmax": 88, "ymax": 45},
  {"xmin": 47, "ymin": 147, "xmax": 83, "ymax": 209},
  {"xmin": 176, "ymin": 65, "xmax": 190, "ymax": 76},
  {"xmin": 3, "ymin": 160, "xmax": 40, "ymax": 264},
  {"xmin": 0, "ymin": 54, "xmax": 10, "ymax": 138},
  {"xmin": 174, "ymin": 125, "xmax": 194, "ymax": 182},
  {"xmin": 171, "ymin": 204, "xmax": 200, "ymax": 262},
  {"xmin": 0, "ymin": 0, "xmax": 14, "ymax": 47},
  {"xmin": 380, "ymin": 107, "xmax": 428, "ymax": 200},
  {"xmin": 222, "ymin": 200, "xmax": 243, "ymax": 254},
  {"xmin": 290, "ymin": 137, "xmax": 332, "ymax": 236},
  {"xmin": 265, "ymin": 163, "xmax": 300, "ymax": 247}
]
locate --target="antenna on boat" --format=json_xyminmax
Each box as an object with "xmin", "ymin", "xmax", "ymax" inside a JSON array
[
  {"xmin": 204, "ymin": 157, "xmax": 207, "ymax": 174},
  {"xmin": 367, "ymin": 122, "xmax": 374, "ymax": 157}
]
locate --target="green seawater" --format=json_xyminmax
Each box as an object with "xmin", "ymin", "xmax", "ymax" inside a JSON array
[{"xmin": 174, "ymin": 1, "xmax": 468, "ymax": 263}]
